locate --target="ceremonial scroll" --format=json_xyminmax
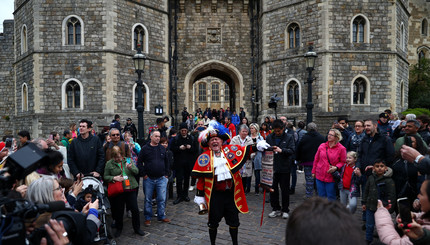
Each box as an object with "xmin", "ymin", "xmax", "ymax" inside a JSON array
[{"xmin": 260, "ymin": 150, "xmax": 274, "ymax": 189}]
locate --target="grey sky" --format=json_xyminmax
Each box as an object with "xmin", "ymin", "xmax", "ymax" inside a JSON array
[{"xmin": 0, "ymin": 0, "xmax": 14, "ymax": 33}]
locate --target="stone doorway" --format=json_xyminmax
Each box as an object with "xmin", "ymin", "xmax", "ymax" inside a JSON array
[{"xmin": 184, "ymin": 60, "xmax": 244, "ymax": 113}]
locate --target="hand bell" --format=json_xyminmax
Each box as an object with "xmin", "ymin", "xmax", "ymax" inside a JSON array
[{"xmin": 198, "ymin": 203, "xmax": 208, "ymax": 215}]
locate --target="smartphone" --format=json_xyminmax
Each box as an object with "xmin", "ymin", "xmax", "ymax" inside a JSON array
[
  {"xmin": 397, "ymin": 197, "xmax": 412, "ymax": 226},
  {"xmin": 377, "ymin": 182, "xmax": 388, "ymax": 207},
  {"xmin": 5, "ymin": 138, "xmax": 12, "ymax": 148},
  {"xmin": 126, "ymin": 157, "xmax": 131, "ymax": 165}
]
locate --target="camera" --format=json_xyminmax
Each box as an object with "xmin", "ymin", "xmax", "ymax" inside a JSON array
[
  {"xmin": 0, "ymin": 145, "xmax": 84, "ymax": 245},
  {"xmin": 268, "ymin": 94, "xmax": 281, "ymax": 109}
]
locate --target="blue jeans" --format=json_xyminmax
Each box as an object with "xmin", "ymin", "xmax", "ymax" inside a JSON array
[
  {"xmin": 303, "ymin": 166, "xmax": 314, "ymax": 197},
  {"xmin": 143, "ymin": 176, "xmax": 168, "ymax": 220},
  {"xmin": 365, "ymin": 209, "xmax": 375, "ymax": 242},
  {"xmin": 316, "ymin": 179, "xmax": 336, "ymax": 201}
]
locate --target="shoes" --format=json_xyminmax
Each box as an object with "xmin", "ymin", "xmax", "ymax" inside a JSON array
[
  {"xmin": 173, "ymin": 197, "xmax": 183, "ymax": 205},
  {"xmin": 144, "ymin": 220, "xmax": 151, "ymax": 227},
  {"xmin": 114, "ymin": 229, "xmax": 122, "ymax": 238},
  {"xmin": 282, "ymin": 212, "xmax": 289, "ymax": 219},
  {"xmin": 139, "ymin": 208, "xmax": 144, "ymax": 212},
  {"xmin": 159, "ymin": 218, "xmax": 170, "ymax": 223},
  {"xmin": 188, "ymin": 186, "xmax": 195, "ymax": 191},
  {"xmin": 297, "ymin": 170, "xmax": 304, "ymax": 173},
  {"xmin": 255, "ymin": 192, "xmax": 260, "ymax": 196},
  {"xmin": 268, "ymin": 210, "xmax": 282, "ymax": 218},
  {"xmin": 134, "ymin": 229, "xmax": 145, "ymax": 236},
  {"xmin": 289, "ymin": 188, "xmax": 295, "ymax": 195},
  {"xmin": 127, "ymin": 210, "xmax": 132, "ymax": 218},
  {"xmin": 184, "ymin": 196, "xmax": 190, "ymax": 202}
]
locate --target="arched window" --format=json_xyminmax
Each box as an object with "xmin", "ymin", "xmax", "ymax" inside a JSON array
[
  {"xmin": 400, "ymin": 23, "xmax": 406, "ymax": 51},
  {"xmin": 66, "ymin": 81, "xmax": 80, "ymax": 108},
  {"xmin": 198, "ymin": 83, "xmax": 207, "ymax": 102},
  {"xmin": 400, "ymin": 81, "xmax": 405, "ymax": 107},
  {"xmin": 21, "ymin": 25, "xmax": 27, "ymax": 54},
  {"xmin": 419, "ymin": 50, "xmax": 426, "ymax": 60},
  {"xmin": 62, "ymin": 79, "xmax": 83, "ymax": 110},
  {"xmin": 284, "ymin": 79, "xmax": 301, "ymax": 107},
  {"xmin": 212, "ymin": 83, "xmax": 220, "ymax": 101},
  {"xmin": 67, "ymin": 17, "xmax": 81, "ymax": 45},
  {"xmin": 287, "ymin": 23, "xmax": 300, "ymax": 49},
  {"xmin": 132, "ymin": 83, "xmax": 150, "ymax": 111},
  {"xmin": 62, "ymin": 16, "xmax": 84, "ymax": 46},
  {"xmin": 224, "ymin": 84, "xmax": 230, "ymax": 101},
  {"xmin": 132, "ymin": 24, "xmax": 149, "ymax": 52},
  {"xmin": 422, "ymin": 19, "xmax": 428, "ymax": 36},
  {"xmin": 351, "ymin": 15, "xmax": 370, "ymax": 43},
  {"xmin": 352, "ymin": 78, "xmax": 367, "ymax": 104},
  {"xmin": 22, "ymin": 83, "xmax": 28, "ymax": 111}
]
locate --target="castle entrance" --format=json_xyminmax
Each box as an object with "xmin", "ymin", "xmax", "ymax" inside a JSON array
[{"xmin": 184, "ymin": 60, "xmax": 244, "ymax": 113}]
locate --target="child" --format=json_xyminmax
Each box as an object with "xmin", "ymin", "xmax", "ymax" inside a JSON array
[
  {"xmin": 339, "ymin": 151, "xmax": 361, "ymax": 214},
  {"xmin": 362, "ymin": 159, "xmax": 396, "ymax": 244},
  {"xmin": 75, "ymin": 185, "xmax": 95, "ymax": 212}
]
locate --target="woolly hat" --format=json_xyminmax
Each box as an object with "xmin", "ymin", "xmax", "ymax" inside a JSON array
[
  {"xmin": 379, "ymin": 113, "xmax": 389, "ymax": 119},
  {"xmin": 198, "ymin": 121, "xmax": 230, "ymax": 148}
]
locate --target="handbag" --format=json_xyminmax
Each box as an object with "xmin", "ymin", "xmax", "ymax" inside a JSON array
[
  {"xmin": 326, "ymin": 147, "xmax": 342, "ymax": 189},
  {"xmin": 108, "ymin": 181, "xmax": 124, "ymax": 197},
  {"xmin": 107, "ymin": 161, "xmax": 125, "ymax": 197}
]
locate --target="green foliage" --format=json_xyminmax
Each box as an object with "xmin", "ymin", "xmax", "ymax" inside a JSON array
[
  {"xmin": 409, "ymin": 58, "xmax": 430, "ymax": 109},
  {"xmin": 402, "ymin": 108, "xmax": 430, "ymax": 117}
]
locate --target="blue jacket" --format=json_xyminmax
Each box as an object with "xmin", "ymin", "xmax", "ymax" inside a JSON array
[{"xmin": 231, "ymin": 114, "xmax": 240, "ymax": 126}]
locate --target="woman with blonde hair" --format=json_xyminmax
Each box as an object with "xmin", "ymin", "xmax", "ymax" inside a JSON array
[{"xmin": 312, "ymin": 129, "xmax": 346, "ymax": 201}]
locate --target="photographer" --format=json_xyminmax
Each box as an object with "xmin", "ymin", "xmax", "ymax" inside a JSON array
[{"xmin": 26, "ymin": 177, "xmax": 101, "ymax": 244}]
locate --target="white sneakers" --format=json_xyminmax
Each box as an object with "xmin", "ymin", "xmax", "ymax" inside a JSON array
[
  {"xmin": 268, "ymin": 210, "xmax": 282, "ymax": 218},
  {"xmin": 268, "ymin": 210, "xmax": 289, "ymax": 219},
  {"xmin": 188, "ymin": 185, "xmax": 195, "ymax": 191}
]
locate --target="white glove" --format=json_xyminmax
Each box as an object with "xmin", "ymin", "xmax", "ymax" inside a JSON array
[
  {"xmin": 194, "ymin": 196, "xmax": 206, "ymax": 205},
  {"xmin": 257, "ymin": 140, "xmax": 271, "ymax": 151}
]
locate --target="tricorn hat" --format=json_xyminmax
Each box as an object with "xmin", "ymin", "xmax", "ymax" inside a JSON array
[{"xmin": 198, "ymin": 121, "xmax": 230, "ymax": 148}]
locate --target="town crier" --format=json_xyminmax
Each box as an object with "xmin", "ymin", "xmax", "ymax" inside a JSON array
[{"xmin": 192, "ymin": 122, "xmax": 269, "ymax": 245}]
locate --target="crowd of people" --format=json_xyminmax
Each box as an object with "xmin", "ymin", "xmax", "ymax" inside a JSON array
[{"xmin": 1, "ymin": 108, "xmax": 430, "ymax": 244}]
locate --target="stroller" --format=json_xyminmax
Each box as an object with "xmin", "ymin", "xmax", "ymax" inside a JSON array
[{"xmin": 75, "ymin": 176, "xmax": 113, "ymax": 244}]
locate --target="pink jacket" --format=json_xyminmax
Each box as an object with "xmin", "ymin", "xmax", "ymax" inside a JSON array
[
  {"xmin": 375, "ymin": 207, "xmax": 430, "ymax": 245},
  {"xmin": 312, "ymin": 141, "xmax": 346, "ymax": 183}
]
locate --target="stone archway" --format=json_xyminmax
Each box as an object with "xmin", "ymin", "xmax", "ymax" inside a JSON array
[{"xmin": 184, "ymin": 60, "xmax": 244, "ymax": 112}]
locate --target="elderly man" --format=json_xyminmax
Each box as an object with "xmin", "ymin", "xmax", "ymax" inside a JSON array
[
  {"xmin": 68, "ymin": 119, "xmax": 105, "ymax": 178},
  {"xmin": 394, "ymin": 119, "xmax": 428, "ymax": 151},
  {"xmin": 171, "ymin": 123, "xmax": 198, "ymax": 204},
  {"xmin": 104, "ymin": 128, "xmax": 130, "ymax": 162},
  {"xmin": 192, "ymin": 122, "xmax": 269, "ymax": 245},
  {"xmin": 137, "ymin": 130, "xmax": 171, "ymax": 226}
]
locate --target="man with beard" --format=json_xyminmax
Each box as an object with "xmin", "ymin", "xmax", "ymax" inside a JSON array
[
  {"xmin": 171, "ymin": 123, "xmax": 198, "ymax": 204},
  {"xmin": 394, "ymin": 119, "xmax": 428, "ymax": 151},
  {"xmin": 192, "ymin": 122, "xmax": 269, "ymax": 245}
]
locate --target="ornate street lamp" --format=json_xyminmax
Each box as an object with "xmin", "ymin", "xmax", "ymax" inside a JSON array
[
  {"xmin": 304, "ymin": 45, "xmax": 317, "ymax": 125},
  {"xmin": 133, "ymin": 45, "xmax": 147, "ymax": 142}
]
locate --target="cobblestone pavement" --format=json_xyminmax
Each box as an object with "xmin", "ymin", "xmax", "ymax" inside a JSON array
[{"xmin": 113, "ymin": 172, "xmax": 363, "ymax": 245}]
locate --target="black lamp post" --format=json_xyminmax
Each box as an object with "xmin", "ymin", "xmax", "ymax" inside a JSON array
[
  {"xmin": 133, "ymin": 46, "xmax": 147, "ymax": 142},
  {"xmin": 304, "ymin": 45, "xmax": 317, "ymax": 125}
]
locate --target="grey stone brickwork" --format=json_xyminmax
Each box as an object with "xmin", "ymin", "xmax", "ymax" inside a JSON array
[
  {"xmin": 0, "ymin": 0, "xmax": 415, "ymax": 137},
  {"xmin": 408, "ymin": 0, "xmax": 430, "ymax": 65}
]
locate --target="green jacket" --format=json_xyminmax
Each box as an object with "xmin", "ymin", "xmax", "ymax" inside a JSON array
[
  {"xmin": 394, "ymin": 134, "xmax": 428, "ymax": 152},
  {"xmin": 363, "ymin": 167, "xmax": 396, "ymax": 212},
  {"xmin": 60, "ymin": 137, "xmax": 70, "ymax": 150},
  {"xmin": 104, "ymin": 158, "xmax": 139, "ymax": 190}
]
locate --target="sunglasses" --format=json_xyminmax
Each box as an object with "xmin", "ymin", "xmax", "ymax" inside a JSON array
[{"xmin": 111, "ymin": 134, "xmax": 120, "ymax": 136}]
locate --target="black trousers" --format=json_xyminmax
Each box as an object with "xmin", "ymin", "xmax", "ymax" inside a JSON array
[
  {"xmin": 270, "ymin": 172, "xmax": 290, "ymax": 213},
  {"xmin": 110, "ymin": 190, "xmax": 140, "ymax": 231},
  {"xmin": 175, "ymin": 165, "xmax": 192, "ymax": 198},
  {"xmin": 208, "ymin": 190, "xmax": 240, "ymax": 228}
]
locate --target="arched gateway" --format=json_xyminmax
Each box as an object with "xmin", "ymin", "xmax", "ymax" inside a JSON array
[{"xmin": 184, "ymin": 60, "xmax": 244, "ymax": 112}]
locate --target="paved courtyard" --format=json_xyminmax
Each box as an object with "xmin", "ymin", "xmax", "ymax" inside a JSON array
[{"xmin": 113, "ymin": 172, "xmax": 363, "ymax": 245}]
